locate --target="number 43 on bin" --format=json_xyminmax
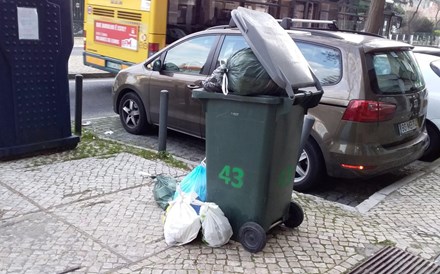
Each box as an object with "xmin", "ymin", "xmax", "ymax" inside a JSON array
[{"xmin": 218, "ymin": 165, "xmax": 244, "ymax": 189}]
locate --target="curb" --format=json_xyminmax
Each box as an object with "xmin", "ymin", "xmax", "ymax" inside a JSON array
[
  {"xmin": 68, "ymin": 73, "xmax": 115, "ymax": 80},
  {"xmin": 81, "ymin": 116, "xmax": 200, "ymax": 169},
  {"xmin": 355, "ymin": 157, "xmax": 440, "ymax": 214}
]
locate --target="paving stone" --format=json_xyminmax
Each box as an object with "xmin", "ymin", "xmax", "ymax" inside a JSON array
[
  {"xmin": 0, "ymin": 153, "xmax": 186, "ymax": 210},
  {"xmin": 0, "ymin": 184, "xmax": 39, "ymax": 220},
  {"xmin": 51, "ymin": 186, "xmax": 169, "ymax": 261},
  {"xmin": 0, "ymin": 212, "xmax": 127, "ymax": 274}
]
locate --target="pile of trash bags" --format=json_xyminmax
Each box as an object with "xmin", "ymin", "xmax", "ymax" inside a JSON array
[{"xmin": 152, "ymin": 160, "xmax": 233, "ymax": 248}]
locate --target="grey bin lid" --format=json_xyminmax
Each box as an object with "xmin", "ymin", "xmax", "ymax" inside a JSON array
[{"xmin": 231, "ymin": 7, "xmax": 318, "ymax": 99}]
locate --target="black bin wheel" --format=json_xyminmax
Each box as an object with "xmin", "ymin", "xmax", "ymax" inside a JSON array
[
  {"xmin": 283, "ymin": 201, "xmax": 304, "ymax": 228},
  {"xmin": 238, "ymin": 222, "xmax": 267, "ymax": 253}
]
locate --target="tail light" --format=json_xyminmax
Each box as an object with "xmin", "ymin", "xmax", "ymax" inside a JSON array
[
  {"xmin": 342, "ymin": 100, "xmax": 396, "ymax": 122},
  {"xmin": 148, "ymin": 43, "xmax": 160, "ymax": 57}
]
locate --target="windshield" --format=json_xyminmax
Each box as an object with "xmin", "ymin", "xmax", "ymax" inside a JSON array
[{"xmin": 369, "ymin": 50, "xmax": 425, "ymax": 94}]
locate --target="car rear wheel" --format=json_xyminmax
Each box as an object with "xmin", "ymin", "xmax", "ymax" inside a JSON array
[
  {"xmin": 283, "ymin": 201, "xmax": 304, "ymax": 228},
  {"xmin": 420, "ymin": 122, "xmax": 440, "ymax": 162},
  {"xmin": 119, "ymin": 92, "xmax": 151, "ymax": 135},
  {"xmin": 294, "ymin": 139, "xmax": 325, "ymax": 192}
]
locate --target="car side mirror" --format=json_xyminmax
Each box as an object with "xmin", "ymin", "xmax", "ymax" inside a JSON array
[{"xmin": 153, "ymin": 59, "xmax": 162, "ymax": 71}]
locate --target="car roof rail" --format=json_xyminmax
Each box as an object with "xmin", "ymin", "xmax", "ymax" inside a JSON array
[
  {"xmin": 278, "ymin": 18, "xmax": 339, "ymax": 30},
  {"xmin": 206, "ymin": 17, "xmax": 382, "ymax": 39},
  {"xmin": 279, "ymin": 18, "xmax": 384, "ymax": 39},
  {"xmin": 290, "ymin": 28, "xmax": 384, "ymax": 40},
  {"xmin": 206, "ymin": 25, "xmax": 232, "ymax": 30},
  {"xmin": 206, "ymin": 18, "xmax": 238, "ymax": 30}
]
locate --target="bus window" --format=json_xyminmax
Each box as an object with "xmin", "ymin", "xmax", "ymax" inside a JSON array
[
  {"xmin": 166, "ymin": 27, "xmax": 187, "ymax": 44},
  {"xmin": 163, "ymin": 35, "xmax": 217, "ymax": 75}
]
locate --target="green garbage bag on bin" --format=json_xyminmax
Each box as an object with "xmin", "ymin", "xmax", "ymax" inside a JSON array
[{"xmin": 226, "ymin": 48, "xmax": 284, "ymax": 96}]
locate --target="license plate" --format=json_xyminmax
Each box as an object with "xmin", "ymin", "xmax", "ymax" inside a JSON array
[
  {"xmin": 107, "ymin": 61, "xmax": 121, "ymax": 70},
  {"xmin": 398, "ymin": 119, "xmax": 418, "ymax": 135}
]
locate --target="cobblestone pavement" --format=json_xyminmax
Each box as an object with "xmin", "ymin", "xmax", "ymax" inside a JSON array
[
  {"xmin": 84, "ymin": 116, "xmax": 205, "ymax": 165},
  {"xmin": 3, "ymin": 41, "xmax": 437, "ymax": 273},
  {"xmin": 1, "ymin": 150, "xmax": 440, "ymax": 273}
]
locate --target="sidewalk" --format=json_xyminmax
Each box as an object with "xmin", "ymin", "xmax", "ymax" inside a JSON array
[
  {"xmin": 1, "ymin": 41, "xmax": 440, "ymax": 273},
  {"xmin": 1, "ymin": 151, "xmax": 440, "ymax": 273}
]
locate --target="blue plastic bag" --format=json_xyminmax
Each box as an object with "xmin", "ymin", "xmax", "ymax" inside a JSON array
[{"xmin": 173, "ymin": 161, "xmax": 207, "ymax": 202}]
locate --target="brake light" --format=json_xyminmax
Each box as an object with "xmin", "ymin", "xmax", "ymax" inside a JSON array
[
  {"xmin": 148, "ymin": 43, "xmax": 160, "ymax": 57},
  {"xmin": 342, "ymin": 100, "xmax": 396, "ymax": 122}
]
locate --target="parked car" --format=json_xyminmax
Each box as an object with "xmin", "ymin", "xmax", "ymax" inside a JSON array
[
  {"xmin": 413, "ymin": 45, "xmax": 440, "ymax": 57},
  {"xmin": 413, "ymin": 50, "xmax": 440, "ymax": 161},
  {"xmin": 112, "ymin": 21, "xmax": 429, "ymax": 191}
]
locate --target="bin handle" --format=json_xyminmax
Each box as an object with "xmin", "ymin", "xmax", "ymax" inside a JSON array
[
  {"xmin": 277, "ymin": 68, "xmax": 296, "ymax": 101},
  {"xmin": 310, "ymin": 66, "xmax": 323, "ymax": 92}
]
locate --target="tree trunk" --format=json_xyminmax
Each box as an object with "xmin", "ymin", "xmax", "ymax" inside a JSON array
[
  {"xmin": 364, "ymin": 0, "xmax": 385, "ymax": 34},
  {"xmin": 408, "ymin": 0, "xmax": 423, "ymax": 34},
  {"xmin": 435, "ymin": 5, "xmax": 440, "ymax": 28}
]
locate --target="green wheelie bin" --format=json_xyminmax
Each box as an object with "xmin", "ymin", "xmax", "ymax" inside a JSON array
[
  {"xmin": 193, "ymin": 90, "xmax": 320, "ymax": 253},
  {"xmin": 192, "ymin": 7, "xmax": 324, "ymax": 253}
]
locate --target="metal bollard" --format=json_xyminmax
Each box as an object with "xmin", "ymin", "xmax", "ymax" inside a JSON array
[
  {"xmin": 158, "ymin": 90, "xmax": 169, "ymax": 152},
  {"xmin": 74, "ymin": 74, "xmax": 83, "ymax": 136}
]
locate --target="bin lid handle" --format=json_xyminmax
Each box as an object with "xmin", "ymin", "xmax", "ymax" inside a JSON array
[
  {"xmin": 277, "ymin": 68, "xmax": 295, "ymax": 101},
  {"xmin": 310, "ymin": 67, "xmax": 323, "ymax": 92}
]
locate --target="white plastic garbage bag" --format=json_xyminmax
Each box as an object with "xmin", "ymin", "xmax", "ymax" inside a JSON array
[
  {"xmin": 163, "ymin": 189, "xmax": 201, "ymax": 246},
  {"xmin": 199, "ymin": 202, "xmax": 233, "ymax": 247}
]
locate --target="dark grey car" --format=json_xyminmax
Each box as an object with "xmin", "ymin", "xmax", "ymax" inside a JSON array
[{"xmin": 112, "ymin": 25, "xmax": 429, "ymax": 191}]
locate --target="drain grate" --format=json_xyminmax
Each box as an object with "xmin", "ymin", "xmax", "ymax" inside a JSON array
[{"xmin": 348, "ymin": 246, "xmax": 440, "ymax": 274}]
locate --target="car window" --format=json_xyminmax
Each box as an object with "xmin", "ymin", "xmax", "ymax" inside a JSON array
[
  {"xmin": 295, "ymin": 41, "xmax": 342, "ymax": 86},
  {"xmin": 218, "ymin": 35, "xmax": 249, "ymax": 64},
  {"xmin": 163, "ymin": 35, "xmax": 217, "ymax": 75},
  {"xmin": 370, "ymin": 51, "xmax": 424, "ymax": 94}
]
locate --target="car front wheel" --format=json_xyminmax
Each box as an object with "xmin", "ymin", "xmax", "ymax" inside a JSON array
[
  {"xmin": 119, "ymin": 92, "xmax": 150, "ymax": 135},
  {"xmin": 294, "ymin": 139, "xmax": 325, "ymax": 192}
]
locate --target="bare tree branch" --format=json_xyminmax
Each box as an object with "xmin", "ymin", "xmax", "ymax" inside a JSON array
[
  {"xmin": 364, "ymin": 0, "xmax": 385, "ymax": 34},
  {"xmin": 408, "ymin": 0, "xmax": 423, "ymax": 33}
]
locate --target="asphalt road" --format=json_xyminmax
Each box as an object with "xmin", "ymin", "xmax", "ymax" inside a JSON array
[{"xmin": 69, "ymin": 78, "xmax": 115, "ymax": 120}]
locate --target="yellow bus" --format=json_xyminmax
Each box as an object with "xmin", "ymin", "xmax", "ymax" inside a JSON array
[
  {"xmin": 83, "ymin": 0, "xmax": 349, "ymax": 73},
  {"xmin": 83, "ymin": 0, "xmax": 168, "ymax": 72}
]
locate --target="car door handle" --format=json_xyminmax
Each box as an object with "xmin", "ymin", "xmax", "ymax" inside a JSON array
[{"xmin": 187, "ymin": 84, "xmax": 201, "ymax": 89}]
